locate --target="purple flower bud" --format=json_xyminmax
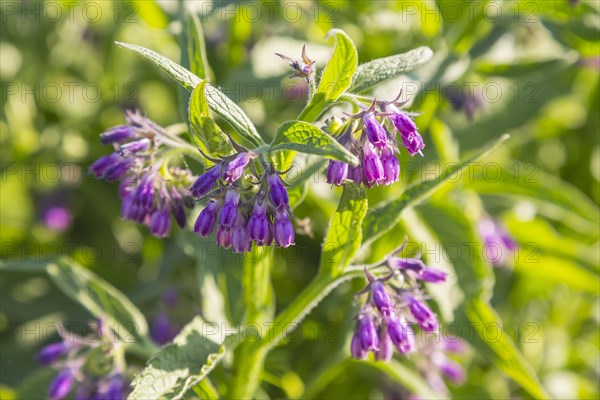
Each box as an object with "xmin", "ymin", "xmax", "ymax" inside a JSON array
[
  {"xmin": 89, "ymin": 153, "xmax": 122, "ymax": 178},
  {"xmin": 350, "ymin": 333, "xmax": 368, "ymax": 360},
  {"xmin": 48, "ymin": 369, "xmax": 74, "ymax": 400},
  {"xmin": 216, "ymin": 225, "xmax": 232, "ymax": 248},
  {"xmin": 37, "ymin": 342, "xmax": 68, "ymax": 365},
  {"xmin": 135, "ymin": 174, "xmax": 155, "ymax": 209},
  {"xmin": 348, "ymin": 165, "xmax": 364, "ymax": 185},
  {"xmin": 371, "ymin": 281, "xmax": 393, "ymax": 316},
  {"xmin": 405, "ymin": 295, "xmax": 438, "ymax": 332},
  {"xmin": 151, "ymin": 313, "xmax": 177, "ymax": 345},
  {"xmin": 194, "ymin": 200, "xmax": 220, "ymax": 237},
  {"xmin": 100, "ymin": 125, "xmax": 135, "ymax": 144},
  {"xmin": 219, "ymin": 190, "xmax": 240, "ymax": 228},
  {"xmin": 441, "ymin": 336, "xmax": 467, "ymax": 354},
  {"xmin": 103, "ymin": 374, "xmax": 125, "ymax": 400},
  {"xmin": 380, "ymin": 147, "xmax": 399, "ymax": 185},
  {"xmin": 248, "ymin": 201, "xmax": 272, "ymax": 246},
  {"xmin": 223, "ymin": 153, "xmax": 251, "ymax": 184},
  {"xmin": 121, "ymin": 195, "xmax": 148, "ymax": 223},
  {"xmin": 356, "ymin": 314, "xmax": 379, "ymax": 352},
  {"xmin": 268, "ymin": 174, "xmax": 289, "ymax": 210},
  {"xmin": 432, "ymin": 354, "xmax": 465, "ymax": 384},
  {"xmin": 273, "ymin": 210, "xmax": 294, "ymax": 248},
  {"xmin": 479, "ymin": 218, "xmax": 517, "ymax": 265},
  {"xmin": 326, "ymin": 161, "xmax": 349, "ymax": 185},
  {"xmin": 388, "ymin": 257, "xmax": 426, "ymax": 272},
  {"xmin": 162, "ymin": 288, "xmax": 179, "ymax": 308},
  {"xmin": 386, "ymin": 313, "xmax": 415, "ymax": 354},
  {"xmin": 170, "ymin": 199, "xmax": 187, "ymax": 229},
  {"xmin": 362, "ymin": 142, "xmax": 384, "ymax": 186},
  {"xmin": 120, "ymin": 138, "xmax": 151, "ymax": 155},
  {"xmin": 418, "ymin": 267, "xmax": 447, "ymax": 283},
  {"xmin": 190, "ymin": 165, "xmax": 223, "ymax": 198},
  {"xmin": 103, "ymin": 158, "xmax": 136, "ymax": 182},
  {"xmin": 43, "ymin": 207, "xmax": 72, "ymax": 233},
  {"xmin": 387, "ymin": 105, "xmax": 424, "ymax": 156},
  {"xmin": 362, "ymin": 112, "xmax": 388, "ymax": 149},
  {"xmin": 149, "ymin": 207, "xmax": 171, "ymax": 238},
  {"xmin": 375, "ymin": 326, "xmax": 394, "ymax": 362},
  {"xmin": 232, "ymin": 215, "xmax": 252, "ymax": 253}
]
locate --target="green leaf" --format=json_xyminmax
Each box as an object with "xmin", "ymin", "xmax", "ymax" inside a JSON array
[
  {"xmin": 464, "ymin": 299, "xmax": 551, "ymax": 400},
  {"xmin": 128, "ymin": 316, "xmax": 228, "ymax": 400},
  {"xmin": 1, "ymin": 259, "xmax": 150, "ymax": 345},
  {"xmin": 474, "ymin": 59, "xmax": 569, "ymax": 77},
  {"xmin": 320, "ymin": 183, "xmax": 368, "ymax": 277},
  {"xmin": 350, "ymin": 46, "xmax": 434, "ymax": 93},
  {"xmin": 47, "ymin": 260, "xmax": 151, "ymax": 345},
  {"xmin": 115, "ymin": 41, "xmax": 201, "ymax": 91},
  {"xmin": 189, "ymin": 82, "xmax": 233, "ymax": 157},
  {"xmin": 361, "ymin": 134, "xmax": 509, "ymax": 248},
  {"xmin": 116, "ymin": 41, "xmax": 263, "ymax": 147},
  {"xmin": 184, "ymin": 10, "xmax": 210, "ymax": 79},
  {"xmin": 298, "ymin": 29, "xmax": 358, "ymax": 122},
  {"xmin": 270, "ymin": 121, "xmax": 358, "ymax": 164},
  {"xmin": 360, "ymin": 360, "xmax": 442, "ymax": 399}
]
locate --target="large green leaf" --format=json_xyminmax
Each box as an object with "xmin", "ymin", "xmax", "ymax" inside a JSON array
[
  {"xmin": 0, "ymin": 259, "xmax": 150, "ymax": 346},
  {"xmin": 464, "ymin": 299, "xmax": 551, "ymax": 400},
  {"xmin": 128, "ymin": 316, "xmax": 228, "ymax": 400},
  {"xmin": 361, "ymin": 134, "xmax": 509, "ymax": 248},
  {"xmin": 116, "ymin": 41, "xmax": 264, "ymax": 147},
  {"xmin": 270, "ymin": 121, "xmax": 358, "ymax": 165},
  {"xmin": 184, "ymin": 10, "xmax": 210, "ymax": 80},
  {"xmin": 189, "ymin": 82, "xmax": 233, "ymax": 157},
  {"xmin": 349, "ymin": 46, "xmax": 434, "ymax": 93},
  {"xmin": 299, "ymin": 29, "xmax": 358, "ymax": 122},
  {"xmin": 320, "ymin": 183, "xmax": 368, "ymax": 277}
]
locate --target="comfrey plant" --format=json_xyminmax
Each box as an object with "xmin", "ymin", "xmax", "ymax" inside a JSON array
[
  {"xmin": 38, "ymin": 320, "xmax": 130, "ymax": 400},
  {"xmin": 3, "ymin": 18, "xmax": 545, "ymax": 400}
]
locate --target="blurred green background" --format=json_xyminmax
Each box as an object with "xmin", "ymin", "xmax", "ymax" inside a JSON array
[{"xmin": 1, "ymin": 0, "xmax": 598, "ymax": 399}]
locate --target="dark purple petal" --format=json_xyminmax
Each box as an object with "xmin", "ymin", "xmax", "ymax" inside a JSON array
[
  {"xmin": 375, "ymin": 326, "xmax": 394, "ymax": 362},
  {"xmin": 273, "ymin": 210, "xmax": 294, "ymax": 248},
  {"xmin": 151, "ymin": 313, "xmax": 177, "ymax": 345},
  {"xmin": 350, "ymin": 333, "xmax": 367, "ymax": 360},
  {"xmin": 37, "ymin": 342, "xmax": 68, "ymax": 365},
  {"xmin": 418, "ymin": 267, "xmax": 447, "ymax": 283},
  {"xmin": 268, "ymin": 174, "xmax": 289, "ymax": 210},
  {"xmin": 194, "ymin": 200, "xmax": 220, "ymax": 237},
  {"xmin": 386, "ymin": 313, "xmax": 415, "ymax": 354},
  {"xmin": 100, "ymin": 125, "xmax": 135, "ymax": 144},
  {"xmin": 248, "ymin": 201, "xmax": 272, "ymax": 246},
  {"xmin": 190, "ymin": 165, "xmax": 223, "ymax": 198},
  {"xmin": 326, "ymin": 161, "xmax": 349, "ymax": 185},
  {"xmin": 388, "ymin": 257, "xmax": 426, "ymax": 272},
  {"xmin": 348, "ymin": 165, "xmax": 364, "ymax": 185},
  {"xmin": 223, "ymin": 153, "xmax": 251, "ymax": 184},
  {"xmin": 362, "ymin": 142, "xmax": 384, "ymax": 186},
  {"xmin": 149, "ymin": 207, "xmax": 171, "ymax": 238},
  {"xmin": 89, "ymin": 153, "xmax": 122, "ymax": 178},
  {"xmin": 219, "ymin": 190, "xmax": 240, "ymax": 228},
  {"xmin": 232, "ymin": 214, "xmax": 252, "ymax": 253},
  {"xmin": 433, "ymin": 354, "xmax": 465, "ymax": 384},
  {"xmin": 363, "ymin": 112, "xmax": 387, "ymax": 149},
  {"xmin": 48, "ymin": 369, "xmax": 74, "ymax": 400},
  {"xmin": 119, "ymin": 138, "xmax": 151, "ymax": 155},
  {"xmin": 357, "ymin": 314, "xmax": 379, "ymax": 352},
  {"xmin": 380, "ymin": 147, "xmax": 399, "ymax": 185},
  {"xmin": 216, "ymin": 225, "xmax": 232, "ymax": 248},
  {"xmin": 406, "ymin": 295, "xmax": 438, "ymax": 332},
  {"xmin": 371, "ymin": 281, "xmax": 393, "ymax": 316}
]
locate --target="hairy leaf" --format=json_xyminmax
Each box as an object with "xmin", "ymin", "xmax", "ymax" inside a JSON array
[
  {"xmin": 184, "ymin": 11, "xmax": 210, "ymax": 79},
  {"xmin": 350, "ymin": 46, "xmax": 434, "ymax": 93},
  {"xmin": 128, "ymin": 317, "xmax": 228, "ymax": 400},
  {"xmin": 116, "ymin": 41, "xmax": 263, "ymax": 147},
  {"xmin": 189, "ymin": 82, "xmax": 233, "ymax": 157},
  {"xmin": 270, "ymin": 120, "xmax": 358, "ymax": 164},
  {"xmin": 299, "ymin": 29, "xmax": 358, "ymax": 122}
]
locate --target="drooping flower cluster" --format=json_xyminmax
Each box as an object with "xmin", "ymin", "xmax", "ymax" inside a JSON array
[
  {"xmin": 191, "ymin": 153, "xmax": 295, "ymax": 252},
  {"xmin": 90, "ymin": 110, "xmax": 196, "ymax": 238},
  {"xmin": 478, "ymin": 217, "xmax": 518, "ymax": 266},
  {"xmin": 324, "ymin": 97, "xmax": 425, "ymax": 188},
  {"xmin": 37, "ymin": 320, "xmax": 129, "ymax": 400},
  {"xmin": 417, "ymin": 336, "xmax": 467, "ymax": 395},
  {"xmin": 351, "ymin": 246, "xmax": 448, "ymax": 361}
]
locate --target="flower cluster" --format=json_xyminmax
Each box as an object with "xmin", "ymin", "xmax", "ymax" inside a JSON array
[
  {"xmin": 350, "ymin": 250, "xmax": 447, "ymax": 361},
  {"xmin": 37, "ymin": 320, "xmax": 129, "ymax": 400},
  {"xmin": 417, "ymin": 336, "xmax": 467, "ymax": 396},
  {"xmin": 325, "ymin": 98, "xmax": 425, "ymax": 188},
  {"xmin": 478, "ymin": 217, "xmax": 518, "ymax": 266},
  {"xmin": 90, "ymin": 110, "xmax": 196, "ymax": 238},
  {"xmin": 191, "ymin": 153, "xmax": 295, "ymax": 252}
]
